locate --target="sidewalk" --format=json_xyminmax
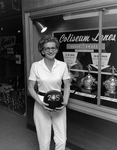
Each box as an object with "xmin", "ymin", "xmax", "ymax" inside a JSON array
[{"xmin": 0, "ymin": 107, "xmax": 82, "ymax": 150}]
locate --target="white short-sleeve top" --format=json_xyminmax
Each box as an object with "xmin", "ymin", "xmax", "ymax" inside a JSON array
[{"xmin": 29, "ymin": 58, "xmax": 70, "ymax": 93}]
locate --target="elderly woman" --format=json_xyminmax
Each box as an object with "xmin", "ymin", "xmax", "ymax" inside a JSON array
[{"xmin": 28, "ymin": 34, "xmax": 70, "ymax": 150}]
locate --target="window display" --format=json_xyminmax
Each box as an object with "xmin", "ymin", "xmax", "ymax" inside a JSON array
[
  {"xmin": 53, "ymin": 28, "xmax": 117, "ymax": 109},
  {"xmin": 0, "ymin": 17, "xmax": 25, "ymax": 115}
]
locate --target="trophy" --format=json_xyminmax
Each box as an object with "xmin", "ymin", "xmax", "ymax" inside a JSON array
[
  {"xmin": 103, "ymin": 66, "xmax": 117, "ymax": 95},
  {"xmin": 81, "ymin": 64, "xmax": 96, "ymax": 90}
]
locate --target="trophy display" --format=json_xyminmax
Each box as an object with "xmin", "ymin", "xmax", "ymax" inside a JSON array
[
  {"xmin": 103, "ymin": 66, "xmax": 117, "ymax": 97},
  {"xmin": 81, "ymin": 64, "xmax": 97, "ymax": 93}
]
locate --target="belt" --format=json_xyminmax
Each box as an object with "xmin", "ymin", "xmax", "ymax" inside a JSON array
[
  {"xmin": 37, "ymin": 91, "xmax": 63, "ymax": 96},
  {"xmin": 37, "ymin": 91, "xmax": 45, "ymax": 96}
]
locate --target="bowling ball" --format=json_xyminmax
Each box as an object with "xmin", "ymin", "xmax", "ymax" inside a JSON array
[{"xmin": 44, "ymin": 90, "xmax": 63, "ymax": 110}]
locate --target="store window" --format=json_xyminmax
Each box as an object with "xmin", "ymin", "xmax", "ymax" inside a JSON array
[
  {"xmin": 100, "ymin": 10, "xmax": 117, "ymax": 109},
  {"xmin": 0, "ymin": 16, "xmax": 25, "ymax": 115}
]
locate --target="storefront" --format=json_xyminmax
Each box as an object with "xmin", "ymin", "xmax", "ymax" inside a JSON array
[
  {"xmin": 0, "ymin": 0, "xmax": 25, "ymax": 116},
  {"xmin": 22, "ymin": 0, "xmax": 117, "ymax": 149}
]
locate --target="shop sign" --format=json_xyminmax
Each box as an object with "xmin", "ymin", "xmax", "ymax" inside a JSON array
[
  {"xmin": 53, "ymin": 29, "xmax": 117, "ymax": 71},
  {"xmin": 0, "ymin": 36, "xmax": 16, "ymax": 51}
]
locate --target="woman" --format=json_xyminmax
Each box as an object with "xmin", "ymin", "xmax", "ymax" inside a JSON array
[{"xmin": 28, "ymin": 34, "xmax": 70, "ymax": 150}]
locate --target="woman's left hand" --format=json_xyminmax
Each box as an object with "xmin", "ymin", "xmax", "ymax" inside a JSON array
[{"xmin": 55, "ymin": 102, "xmax": 67, "ymax": 111}]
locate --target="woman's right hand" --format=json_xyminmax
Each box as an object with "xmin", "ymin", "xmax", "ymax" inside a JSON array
[
  {"xmin": 28, "ymin": 80, "xmax": 53, "ymax": 111},
  {"xmin": 39, "ymin": 100, "xmax": 54, "ymax": 112}
]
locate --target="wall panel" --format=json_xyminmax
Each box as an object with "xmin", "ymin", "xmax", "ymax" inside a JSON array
[{"xmin": 22, "ymin": 0, "xmax": 88, "ymax": 11}]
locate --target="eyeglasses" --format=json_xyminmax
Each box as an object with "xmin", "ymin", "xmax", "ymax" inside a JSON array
[{"xmin": 44, "ymin": 47, "xmax": 57, "ymax": 52}]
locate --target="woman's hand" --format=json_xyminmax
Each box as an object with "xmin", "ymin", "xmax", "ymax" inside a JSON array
[
  {"xmin": 55, "ymin": 102, "xmax": 67, "ymax": 111},
  {"xmin": 40, "ymin": 101, "xmax": 54, "ymax": 111}
]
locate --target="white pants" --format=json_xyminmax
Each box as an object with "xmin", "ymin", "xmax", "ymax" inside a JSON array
[{"xmin": 34, "ymin": 101, "xmax": 67, "ymax": 150}]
